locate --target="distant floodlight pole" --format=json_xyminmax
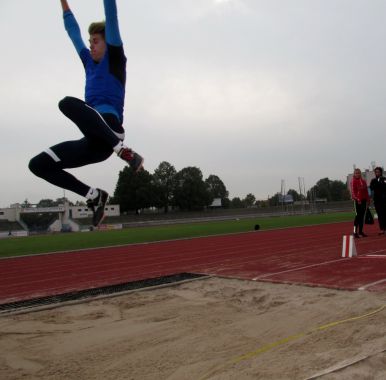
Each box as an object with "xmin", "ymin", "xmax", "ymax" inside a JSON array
[
  {"xmin": 298, "ymin": 177, "xmax": 303, "ymax": 212},
  {"xmin": 302, "ymin": 178, "xmax": 308, "ymax": 211},
  {"xmin": 298, "ymin": 177, "xmax": 307, "ymax": 212},
  {"xmin": 281, "ymin": 179, "xmax": 286, "ymax": 210}
]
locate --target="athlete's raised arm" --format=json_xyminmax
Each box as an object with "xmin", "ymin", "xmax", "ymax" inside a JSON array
[
  {"xmin": 60, "ymin": 0, "xmax": 70, "ymax": 12},
  {"xmin": 104, "ymin": 0, "xmax": 123, "ymax": 46},
  {"xmin": 61, "ymin": 0, "xmax": 87, "ymax": 55}
]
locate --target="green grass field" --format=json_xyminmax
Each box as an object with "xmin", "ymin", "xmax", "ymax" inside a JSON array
[{"xmin": 0, "ymin": 212, "xmax": 353, "ymax": 258}]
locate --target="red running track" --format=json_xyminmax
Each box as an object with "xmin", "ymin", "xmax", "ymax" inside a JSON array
[{"xmin": 1, "ymin": 221, "xmax": 386, "ymax": 304}]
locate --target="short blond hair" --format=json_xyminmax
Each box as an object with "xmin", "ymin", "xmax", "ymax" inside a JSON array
[{"xmin": 88, "ymin": 21, "xmax": 105, "ymax": 37}]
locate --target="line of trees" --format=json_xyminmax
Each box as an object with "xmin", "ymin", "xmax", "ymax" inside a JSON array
[
  {"xmin": 18, "ymin": 172, "xmax": 350, "ymax": 213},
  {"xmin": 112, "ymin": 161, "xmax": 230, "ymax": 213},
  {"xmin": 307, "ymin": 177, "xmax": 350, "ymax": 202},
  {"xmin": 113, "ymin": 164, "xmax": 351, "ymax": 213}
]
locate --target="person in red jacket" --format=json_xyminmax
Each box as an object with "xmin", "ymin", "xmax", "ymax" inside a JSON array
[{"xmin": 350, "ymin": 168, "xmax": 370, "ymax": 238}]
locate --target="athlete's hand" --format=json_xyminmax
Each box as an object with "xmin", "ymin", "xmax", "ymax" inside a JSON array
[{"xmin": 61, "ymin": 0, "xmax": 70, "ymax": 12}]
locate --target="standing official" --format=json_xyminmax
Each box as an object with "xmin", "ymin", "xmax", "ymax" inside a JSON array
[{"xmin": 370, "ymin": 167, "xmax": 386, "ymax": 235}]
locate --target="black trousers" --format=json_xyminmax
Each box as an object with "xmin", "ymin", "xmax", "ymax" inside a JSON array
[
  {"xmin": 354, "ymin": 200, "xmax": 367, "ymax": 233},
  {"xmin": 29, "ymin": 97, "xmax": 124, "ymax": 197},
  {"xmin": 374, "ymin": 201, "xmax": 386, "ymax": 231}
]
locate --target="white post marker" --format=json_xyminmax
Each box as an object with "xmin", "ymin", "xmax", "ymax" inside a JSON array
[{"xmin": 341, "ymin": 235, "xmax": 357, "ymax": 258}]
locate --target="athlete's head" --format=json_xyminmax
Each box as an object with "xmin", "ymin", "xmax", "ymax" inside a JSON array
[
  {"xmin": 374, "ymin": 167, "xmax": 383, "ymax": 178},
  {"xmin": 88, "ymin": 21, "xmax": 106, "ymax": 62}
]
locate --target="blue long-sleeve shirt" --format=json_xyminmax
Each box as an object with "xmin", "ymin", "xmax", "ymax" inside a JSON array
[{"xmin": 63, "ymin": 0, "xmax": 126, "ymax": 122}]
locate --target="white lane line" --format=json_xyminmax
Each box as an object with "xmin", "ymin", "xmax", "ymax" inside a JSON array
[
  {"xmin": 252, "ymin": 258, "xmax": 348, "ymax": 281},
  {"xmin": 358, "ymin": 255, "xmax": 386, "ymax": 259},
  {"xmin": 358, "ymin": 278, "xmax": 386, "ymax": 291}
]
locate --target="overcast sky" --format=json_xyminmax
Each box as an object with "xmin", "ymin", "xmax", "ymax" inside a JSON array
[{"xmin": 1, "ymin": 0, "xmax": 386, "ymax": 207}]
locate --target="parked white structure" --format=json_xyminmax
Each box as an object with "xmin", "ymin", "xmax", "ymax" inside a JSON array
[{"xmin": 0, "ymin": 202, "xmax": 120, "ymax": 233}]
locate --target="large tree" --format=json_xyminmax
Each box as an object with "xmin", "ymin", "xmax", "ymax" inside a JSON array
[
  {"xmin": 287, "ymin": 189, "xmax": 301, "ymax": 202},
  {"xmin": 308, "ymin": 178, "xmax": 350, "ymax": 201},
  {"xmin": 112, "ymin": 167, "xmax": 155, "ymax": 213},
  {"xmin": 243, "ymin": 193, "xmax": 256, "ymax": 207},
  {"xmin": 268, "ymin": 193, "xmax": 281, "ymax": 206},
  {"xmin": 330, "ymin": 180, "xmax": 350, "ymax": 201},
  {"xmin": 205, "ymin": 174, "xmax": 229, "ymax": 206},
  {"xmin": 173, "ymin": 167, "xmax": 213, "ymax": 210},
  {"xmin": 230, "ymin": 197, "xmax": 244, "ymax": 208},
  {"xmin": 153, "ymin": 161, "xmax": 177, "ymax": 213}
]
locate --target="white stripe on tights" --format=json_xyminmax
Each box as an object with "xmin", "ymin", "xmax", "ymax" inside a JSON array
[
  {"xmin": 85, "ymin": 104, "xmax": 125, "ymax": 140},
  {"xmin": 45, "ymin": 148, "xmax": 61, "ymax": 162}
]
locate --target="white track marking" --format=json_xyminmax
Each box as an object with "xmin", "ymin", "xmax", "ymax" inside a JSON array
[
  {"xmin": 252, "ymin": 258, "xmax": 348, "ymax": 281},
  {"xmin": 358, "ymin": 278, "xmax": 386, "ymax": 291}
]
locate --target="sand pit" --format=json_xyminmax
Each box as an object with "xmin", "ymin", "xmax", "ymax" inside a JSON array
[{"xmin": 1, "ymin": 277, "xmax": 386, "ymax": 379}]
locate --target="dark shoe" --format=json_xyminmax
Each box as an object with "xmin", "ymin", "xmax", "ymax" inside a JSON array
[
  {"xmin": 87, "ymin": 189, "xmax": 109, "ymax": 227},
  {"xmin": 359, "ymin": 232, "xmax": 368, "ymax": 237},
  {"xmin": 118, "ymin": 147, "xmax": 144, "ymax": 172},
  {"xmin": 353, "ymin": 233, "xmax": 360, "ymax": 238}
]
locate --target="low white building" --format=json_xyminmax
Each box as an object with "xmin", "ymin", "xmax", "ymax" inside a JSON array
[
  {"xmin": 70, "ymin": 205, "xmax": 120, "ymax": 219},
  {"xmin": 0, "ymin": 202, "xmax": 121, "ymax": 233},
  {"xmin": 0, "ymin": 207, "xmax": 20, "ymax": 222}
]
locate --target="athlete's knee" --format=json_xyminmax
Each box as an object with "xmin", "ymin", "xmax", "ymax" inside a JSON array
[
  {"xmin": 29, "ymin": 154, "xmax": 41, "ymax": 175},
  {"xmin": 58, "ymin": 96, "xmax": 84, "ymax": 114},
  {"xmin": 28, "ymin": 152, "xmax": 56, "ymax": 177}
]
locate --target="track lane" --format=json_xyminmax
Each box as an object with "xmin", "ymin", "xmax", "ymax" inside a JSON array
[{"xmin": 1, "ymin": 221, "xmax": 386, "ymax": 304}]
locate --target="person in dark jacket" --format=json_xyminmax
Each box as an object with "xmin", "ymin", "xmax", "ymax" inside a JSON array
[{"xmin": 370, "ymin": 167, "xmax": 386, "ymax": 235}]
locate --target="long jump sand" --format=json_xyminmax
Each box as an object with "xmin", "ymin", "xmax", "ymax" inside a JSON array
[{"xmin": 1, "ymin": 277, "xmax": 386, "ymax": 379}]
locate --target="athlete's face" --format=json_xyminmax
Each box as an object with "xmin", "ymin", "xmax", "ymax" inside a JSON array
[{"xmin": 89, "ymin": 33, "xmax": 106, "ymax": 63}]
